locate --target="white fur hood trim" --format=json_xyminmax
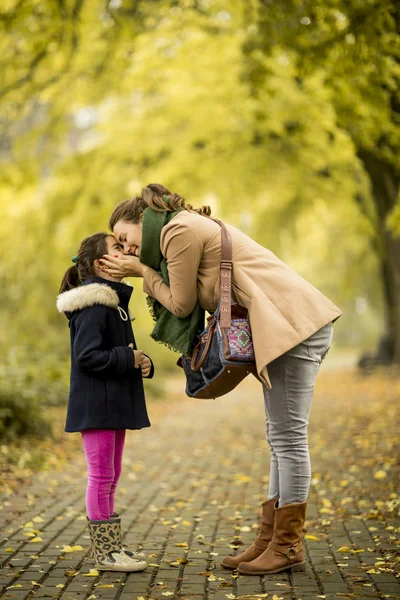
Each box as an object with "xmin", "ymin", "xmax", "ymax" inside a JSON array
[{"xmin": 57, "ymin": 283, "xmax": 119, "ymax": 313}]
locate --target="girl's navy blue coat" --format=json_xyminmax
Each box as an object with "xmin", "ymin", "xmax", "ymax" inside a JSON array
[{"xmin": 57, "ymin": 277, "xmax": 152, "ymax": 433}]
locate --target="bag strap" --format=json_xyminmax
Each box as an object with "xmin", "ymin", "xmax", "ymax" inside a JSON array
[{"xmin": 212, "ymin": 218, "xmax": 232, "ymax": 329}]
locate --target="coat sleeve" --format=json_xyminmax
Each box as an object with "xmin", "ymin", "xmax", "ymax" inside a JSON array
[
  {"xmin": 73, "ymin": 306, "xmax": 135, "ymax": 374},
  {"xmin": 142, "ymin": 222, "xmax": 203, "ymax": 318}
]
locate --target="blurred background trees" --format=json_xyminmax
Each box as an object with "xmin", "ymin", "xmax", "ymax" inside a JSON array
[{"xmin": 0, "ymin": 0, "xmax": 399, "ymax": 439}]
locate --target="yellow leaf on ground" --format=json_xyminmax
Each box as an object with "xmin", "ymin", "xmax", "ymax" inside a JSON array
[
  {"xmin": 82, "ymin": 569, "xmax": 99, "ymax": 577},
  {"xmin": 5, "ymin": 548, "xmax": 14, "ymax": 553},
  {"xmin": 305, "ymin": 535, "xmax": 319, "ymax": 541},
  {"xmin": 338, "ymin": 546, "xmax": 352, "ymax": 552},
  {"xmin": 374, "ymin": 470, "xmax": 387, "ymax": 480},
  {"xmin": 97, "ymin": 584, "xmax": 114, "ymax": 588},
  {"xmin": 62, "ymin": 545, "xmax": 84, "ymax": 552},
  {"xmin": 30, "ymin": 537, "xmax": 43, "ymax": 542},
  {"xmin": 56, "ymin": 584, "xmax": 65, "ymax": 588},
  {"xmin": 175, "ymin": 542, "xmax": 188, "ymax": 547},
  {"xmin": 7, "ymin": 585, "xmax": 23, "ymax": 589},
  {"xmin": 33, "ymin": 516, "xmax": 44, "ymax": 523},
  {"xmin": 182, "ymin": 520, "xmax": 191, "ymax": 526}
]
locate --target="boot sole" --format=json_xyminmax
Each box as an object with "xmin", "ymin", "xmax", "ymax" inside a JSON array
[
  {"xmin": 96, "ymin": 564, "xmax": 147, "ymax": 572},
  {"xmin": 238, "ymin": 561, "xmax": 306, "ymax": 575}
]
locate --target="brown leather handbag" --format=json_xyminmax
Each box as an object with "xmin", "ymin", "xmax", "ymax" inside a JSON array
[{"xmin": 177, "ymin": 220, "xmax": 257, "ymax": 399}]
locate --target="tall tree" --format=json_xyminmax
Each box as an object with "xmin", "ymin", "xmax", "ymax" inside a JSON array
[{"xmin": 246, "ymin": 0, "xmax": 400, "ymax": 361}]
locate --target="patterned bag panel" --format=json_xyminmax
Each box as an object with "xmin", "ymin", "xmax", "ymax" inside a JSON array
[{"xmin": 227, "ymin": 318, "xmax": 255, "ymax": 361}]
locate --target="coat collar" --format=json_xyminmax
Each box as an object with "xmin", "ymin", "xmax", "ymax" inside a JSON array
[{"xmin": 56, "ymin": 278, "xmax": 133, "ymax": 314}]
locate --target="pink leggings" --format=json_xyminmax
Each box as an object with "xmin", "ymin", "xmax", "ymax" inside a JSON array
[{"xmin": 81, "ymin": 429, "xmax": 126, "ymax": 521}]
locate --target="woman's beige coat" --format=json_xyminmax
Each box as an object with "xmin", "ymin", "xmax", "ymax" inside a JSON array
[{"xmin": 142, "ymin": 211, "xmax": 342, "ymax": 388}]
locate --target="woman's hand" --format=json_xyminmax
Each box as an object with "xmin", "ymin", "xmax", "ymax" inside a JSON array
[{"xmin": 100, "ymin": 254, "xmax": 146, "ymax": 278}]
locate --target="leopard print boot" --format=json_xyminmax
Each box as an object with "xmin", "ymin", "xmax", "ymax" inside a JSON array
[
  {"xmin": 88, "ymin": 518, "xmax": 148, "ymax": 572},
  {"xmin": 87, "ymin": 515, "xmax": 145, "ymax": 562}
]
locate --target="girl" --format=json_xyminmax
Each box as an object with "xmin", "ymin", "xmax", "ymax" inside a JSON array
[{"xmin": 57, "ymin": 232, "xmax": 153, "ymax": 572}]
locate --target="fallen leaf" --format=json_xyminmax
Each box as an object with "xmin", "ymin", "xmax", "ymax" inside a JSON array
[
  {"xmin": 7, "ymin": 585, "xmax": 23, "ymax": 589},
  {"xmin": 338, "ymin": 546, "xmax": 352, "ymax": 552},
  {"xmin": 64, "ymin": 569, "xmax": 80, "ymax": 577},
  {"xmin": 305, "ymin": 534, "xmax": 319, "ymax": 541},
  {"xmin": 82, "ymin": 569, "xmax": 99, "ymax": 577},
  {"xmin": 374, "ymin": 470, "xmax": 387, "ymax": 480},
  {"xmin": 175, "ymin": 543, "xmax": 188, "ymax": 547},
  {"xmin": 162, "ymin": 593, "xmax": 174, "ymax": 597},
  {"xmin": 96, "ymin": 584, "xmax": 114, "ymax": 588},
  {"xmin": 62, "ymin": 545, "xmax": 84, "ymax": 552},
  {"xmin": 30, "ymin": 537, "xmax": 43, "ymax": 542},
  {"xmin": 56, "ymin": 584, "xmax": 65, "ymax": 589}
]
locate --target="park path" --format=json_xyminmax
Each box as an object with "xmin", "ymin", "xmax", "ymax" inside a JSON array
[{"xmin": 0, "ymin": 367, "xmax": 399, "ymax": 600}]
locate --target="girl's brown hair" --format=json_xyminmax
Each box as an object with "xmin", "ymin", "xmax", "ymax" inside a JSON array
[
  {"xmin": 108, "ymin": 183, "xmax": 212, "ymax": 230},
  {"xmin": 59, "ymin": 233, "xmax": 109, "ymax": 293}
]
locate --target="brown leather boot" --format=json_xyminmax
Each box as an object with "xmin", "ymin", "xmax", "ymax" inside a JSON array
[
  {"xmin": 238, "ymin": 499, "xmax": 307, "ymax": 575},
  {"xmin": 221, "ymin": 496, "xmax": 278, "ymax": 569}
]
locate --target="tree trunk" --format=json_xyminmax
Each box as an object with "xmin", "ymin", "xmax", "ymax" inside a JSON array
[{"xmin": 358, "ymin": 149, "xmax": 400, "ymax": 365}]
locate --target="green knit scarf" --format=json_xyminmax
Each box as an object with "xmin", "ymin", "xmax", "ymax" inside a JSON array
[{"xmin": 139, "ymin": 207, "xmax": 205, "ymax": 356}]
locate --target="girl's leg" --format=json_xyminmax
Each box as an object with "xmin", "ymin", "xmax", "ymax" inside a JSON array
[
  {"xmin": 82, "ymin": 429, "xmax": 116, "ymax": 520},
  {"xmin": 263, "ymin": 323, "xmax": 333, "ymax": 506},
  {"xmin": 110, "ymin": 430, "xmax": 126, "ymax": 515}
]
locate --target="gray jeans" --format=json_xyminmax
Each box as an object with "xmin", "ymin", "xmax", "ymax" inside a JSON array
[{"xmin": 263, "ymin": 322, "xmax": 334, "ymax": 507}]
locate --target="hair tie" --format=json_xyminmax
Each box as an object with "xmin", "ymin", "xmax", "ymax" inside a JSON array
[{"xmin": 71, "ymin": 255, "xmax": 78, "ymax": 263}]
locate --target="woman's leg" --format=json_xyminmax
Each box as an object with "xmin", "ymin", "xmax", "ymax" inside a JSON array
[
  {"xmin": 263, "ymin": 323, "xmax": 333, "ymax": 506},
  {"xmin": 82, "ymin": 429, "xmax": 116, "ymax": 520},
  {"xmin": 110, "ymin": 429, "xmax": 126, "ymax": 515},
  {"xmin": 266, "ymin": 419, "xmax": 280, "ymax": 499}
]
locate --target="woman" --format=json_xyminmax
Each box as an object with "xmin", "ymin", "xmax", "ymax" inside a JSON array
[{"xmin": 99, "ymin": 183, "xmax": 342, "ymax": 575}]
